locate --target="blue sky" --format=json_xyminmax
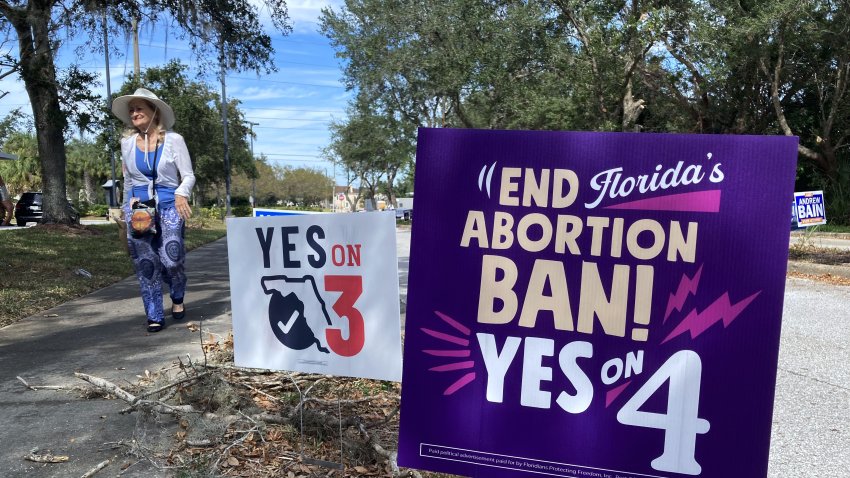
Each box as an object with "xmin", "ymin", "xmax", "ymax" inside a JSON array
[{"xmin": 0, "ymin": 0, "xmax": 353, "ymax": 184}]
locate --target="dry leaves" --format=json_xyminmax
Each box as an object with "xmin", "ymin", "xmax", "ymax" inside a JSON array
[{"xmin": 788, "ymin": 270, "xmax": 850, "ymax": 286}]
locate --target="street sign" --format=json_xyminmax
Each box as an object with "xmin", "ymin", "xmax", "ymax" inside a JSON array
[
  {"xmin": 793, "ymin": 190, "xmax": 826, "ymax": 226},
  {"xmin": 252, "ymin": 208, "xmax": 325, "ymax": 217}
]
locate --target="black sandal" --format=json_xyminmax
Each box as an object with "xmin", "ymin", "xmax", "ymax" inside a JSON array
[
  {"xmin": 171, "ymin": 305, "xmax": 186, "ymax": 321},
  {"xmin": 147, "ymin": 321, "xmax": 164, "ymax": 333}
]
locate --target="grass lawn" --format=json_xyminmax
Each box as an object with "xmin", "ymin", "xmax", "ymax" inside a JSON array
[
  {"xmin": 800, "ymin": 224, "xmax": 850, "ymax": 233},
  {"xmin": 0, "ymin": 221, "xmax": 226, "ymax": 329}
]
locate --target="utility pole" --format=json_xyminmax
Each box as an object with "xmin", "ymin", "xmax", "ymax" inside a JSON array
[
  {"xmin": 219, "ymin": 39, "xmax": 232, "ymax": 217},
  {"xmin": 103, "ymin": 10, "xmax": 117, "ymax": 207},
  {"xmin": 326, "ymin": 167, "xmax": 332, "ymax": 212},
  {"xmin": 247, "ymin": 121, "xmax": 258, "ymax": 208},
  {"xmin": 132, "ymin": 18, "xmax": 140, "ymax": 79}
]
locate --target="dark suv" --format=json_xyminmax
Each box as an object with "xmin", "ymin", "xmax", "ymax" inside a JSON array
[{"xmin": 14, "ymin": 192, "xmax": 80, "ymax": 227}]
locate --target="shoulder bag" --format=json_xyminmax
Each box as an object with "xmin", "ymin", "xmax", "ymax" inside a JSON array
[{"xmin": 130, "ymin": 138, "xmax": 160, "ymax": 238}]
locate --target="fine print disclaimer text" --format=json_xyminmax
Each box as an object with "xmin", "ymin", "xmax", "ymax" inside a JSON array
[{"xmin": 421, "ymin": 444, "xmax": 652, "ymax": 478}]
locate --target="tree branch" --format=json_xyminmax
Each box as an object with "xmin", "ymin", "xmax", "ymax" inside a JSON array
[
  {"xmin": 823, "ymin": 57, "xmax": 848, "ymax": 139},
  {"xmin": 552, "ymin": 0, "xmax": 607, "ymax": 115},
  {"xmin": 75, "ymin": 372, "xmax": 199, "ymax": 415},
  {"xmin": 664, "ymin": 39, "xmax": 710, "ymax": 129},
  {"xmin": 451, "ymin": 91, "xmax": 475, "ymax": 128},
  {"xmin": 759, "ymin": 44, "xmax": 820, "ymax": 161}
]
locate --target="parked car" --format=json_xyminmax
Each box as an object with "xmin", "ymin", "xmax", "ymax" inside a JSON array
[
  {"xmin": 14, "ymin": 192, "xmax": 80, "ymax": 226},
  {"xmin": 395, "ymin": 208, "xmax": 413, "ymax": 221}
]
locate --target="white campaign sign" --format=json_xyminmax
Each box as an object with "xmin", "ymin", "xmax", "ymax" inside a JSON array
[{"xmin": 226, "ymin": 213, "xmax": 403, "ymax": 381}]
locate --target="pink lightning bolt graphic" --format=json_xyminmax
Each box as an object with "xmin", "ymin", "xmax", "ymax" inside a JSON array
[
  {"xmin": 662, "ymin": 290, "xmax": 761, "ymax": 344},
  {"xmin": 664, "ymin": 265, "xmax": 704, "ymax": 323},
  {"xmin": 421, "ymin": 311, "xmax": 478, "ymax": 395}
]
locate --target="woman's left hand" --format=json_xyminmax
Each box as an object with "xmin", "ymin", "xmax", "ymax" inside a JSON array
[{"xmin": 175, "ymin": 195, "xmax": 192, "ymax": 220}]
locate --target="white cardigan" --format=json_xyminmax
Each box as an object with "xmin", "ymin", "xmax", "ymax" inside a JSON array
[{"xmin": 121, "ymin": 131, "xmax": 195, "ymax": 205}]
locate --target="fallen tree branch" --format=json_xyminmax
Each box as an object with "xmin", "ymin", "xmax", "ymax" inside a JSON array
[
  {"xmin": 24, "ymin": 452, "xmax": 69, "ymax": 463},
  {"xmin": 185, "ymin": 439, "xmax": 214, "ymax": 447},
  {"xmin": 366, "ymin": 405, "xmax": 400, "ymax": 428},
  {"xmin": 74, "ymin": 373, "xmax": 197, "ymax": 415},
  {"xmin": 353, "ymin": 421, "xmax": 420, "ymax": 477},
  {"xmin": 302, "ymin": 395, "xmax": 381, "ymax": 407},
  {"xmin": 227, "ymin": 377, "xmax": 286, "ymax": 404},
  {"xmin": 135, "ymin": 371, "xmax": 208, "ymax": 401},
  {"xmin": 16, "ymin": 376, "xmax": 72, "ymax": 391},
  {"xmin": 80, "ymin": 459, "xmax": 109, "ymax": 478},
  {"xmin": 74, "ymin": 373, "xmax": 135, "ymax": 402}
]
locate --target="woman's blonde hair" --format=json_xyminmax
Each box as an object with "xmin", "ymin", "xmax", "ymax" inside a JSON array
[{"xmin": 121, "ymin": 99, "xmax": 167, "ymax": 141}]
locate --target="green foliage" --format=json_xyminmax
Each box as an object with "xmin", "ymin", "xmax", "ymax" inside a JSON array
[
  {"xmin": 0, "ymin": 110, "xmax": 29, "ymax": 146},
  {"xmin": 199, "ymin": 207, "xmax": 225, "ymax": 221},
  {"xmin": 325, "ymin": 94, "xmax": 414, "ymax": 206},
  {"xmin": 278, "ymin": 166, "xmax": 334, "ymax": 207},
  {"xmin": 824, "ymin": 169, "xmax": 850, "ymax": 225},
  {"xmin": 66, "ymin": 138, "xmax": 111, "ymax": 203},
  {"xmin": 77, "ymin": 203, "xmax": 110, "ymax": 217},
  {"xmin": 321, "ymin": 0, "xmax": 850, "ymax": 219},
  {"xmin": 0, "ymin": 132, "xmax": 40, "ymax": 194},
  {"xmin": 232, "ymin": 204, "xmax": 252, "ymax": 217},
  {"xmin": 232, "ymin": 160, "xmax": 334, "ymax": 208},
  {"xmin": 58, "ymin": 65, "xmax": 104, "ymax": 136},
  {"xmin": 231, "ymin": 155, "xmax": 282, "ymax": 207}
]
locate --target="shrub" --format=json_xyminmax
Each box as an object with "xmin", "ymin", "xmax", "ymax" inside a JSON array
[
  {"xmin": 232, "ymin": 205, "xmax": 252, "ymax": 217},
  {"xmin": 199, "ymin": 207, "xmax": 224, "ymax": 221},
  {"xmin": 87, "ymin": 204, "xmax": 110, "ymax": 217}
]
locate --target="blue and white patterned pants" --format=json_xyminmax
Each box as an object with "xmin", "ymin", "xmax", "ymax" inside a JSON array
[{"xmin": 125, "ymin": 205, "xmax": 186, "ymax": 324}]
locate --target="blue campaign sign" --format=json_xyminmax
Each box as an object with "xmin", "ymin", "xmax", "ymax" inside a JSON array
[
  {"xmin": 252, "ymin": 208, "xmax": 326, "ymax": 217},
  {"xmin": 793, "ymin": 191, "xmax": 826, "ymax": 226}
]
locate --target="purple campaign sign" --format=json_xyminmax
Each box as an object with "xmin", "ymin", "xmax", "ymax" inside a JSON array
[{"xmin": 398, "ymin": 129, "xmax": 798, "ymax": 478}]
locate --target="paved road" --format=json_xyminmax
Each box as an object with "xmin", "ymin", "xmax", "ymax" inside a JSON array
[
  {"xmin": 398, "ymin": 227, "xmax": 410, "ymax": 323},
  {"xmin": 769, "ymin": 277, "xmax": 850, "ymax": 477}
]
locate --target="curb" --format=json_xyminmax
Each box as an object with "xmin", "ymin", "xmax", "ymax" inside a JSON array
[
  {"xmin": 790, "ymin": 231, "xmax": 850, "ymax": 240},
  {"xmin": 788, "ymin": 260, "xmax": 850, "ymax": 280}
]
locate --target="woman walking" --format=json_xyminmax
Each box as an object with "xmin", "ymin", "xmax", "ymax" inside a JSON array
[{"xmin": 112, "ymin": 88, "xmax": 196, "ymax": 333}]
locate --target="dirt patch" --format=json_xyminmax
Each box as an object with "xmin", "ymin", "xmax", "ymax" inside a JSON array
[{"xmin": 788, "ymin": 245, "xmax": 850, "ymax": 265}]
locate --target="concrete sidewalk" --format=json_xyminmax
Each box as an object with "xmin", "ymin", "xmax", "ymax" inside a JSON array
[{"xmin": 0, "ymin": 237, "xmax": 232, "ymax": 477}]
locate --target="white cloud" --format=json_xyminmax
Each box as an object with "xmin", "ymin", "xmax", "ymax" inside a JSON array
[
  {"xmin": 232, "ymin": 84, "xmax": 320, "ymax": 101},
  {"xmin": 286, "ymin": 0, "xmax": 344, "ymax": 22},
  {"xmin": 252, "ymin": 0, "xmax": 345, "ymax": 34}
]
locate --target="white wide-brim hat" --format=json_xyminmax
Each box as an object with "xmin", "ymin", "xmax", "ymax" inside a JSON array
[{"xmin": 111, "ymin": 88, "xmax": 175, "ymax": 130}]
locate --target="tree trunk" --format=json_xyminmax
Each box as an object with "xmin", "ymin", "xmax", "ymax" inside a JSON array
[
  {"xmin": 386, "ymin": 169, "xmax": 397, "ymax": 208},
  {"xmin": 83, "ymin": 171, "xmax": 98, "ymax": 203},
  {"xmin": 621, "ymin": 79, "xmax": 645, "ymax": 132},
  {"xmin": 10, "ymin": 2, "xmax": 72, "ymax": 224}
]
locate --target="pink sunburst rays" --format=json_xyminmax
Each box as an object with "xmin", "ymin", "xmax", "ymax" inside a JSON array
[{"xmin": 420, "ymin": 310, "xmax": 478, "ymax": 396}]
